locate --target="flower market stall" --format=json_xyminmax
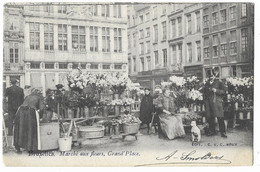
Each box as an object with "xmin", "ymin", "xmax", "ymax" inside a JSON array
[{"xmin": 42, "ymin": 69, "xmax": 144, "ymax": 150}]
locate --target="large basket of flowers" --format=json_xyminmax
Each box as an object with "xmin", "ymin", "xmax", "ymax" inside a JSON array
[{"xmin": 117, "ymin": 114, "xmax": 141, "ymax": 134}]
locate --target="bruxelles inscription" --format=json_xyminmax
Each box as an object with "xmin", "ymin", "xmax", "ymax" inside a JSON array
[{"xmin": 28, "ymin": 150, "xmax": 140, "ymax": 158}]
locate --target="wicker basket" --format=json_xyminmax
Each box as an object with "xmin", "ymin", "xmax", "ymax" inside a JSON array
[
  {"xmin": 79, "ymin": 126, "xmax": 105, "ymax": 139},
  {"xmin": 123, "ymin": 123, "xmax": 140, "ymax": 134}
]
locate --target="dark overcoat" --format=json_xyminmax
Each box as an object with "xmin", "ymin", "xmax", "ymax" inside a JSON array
[
  {"xmin": 5, "ymin": 85, "xmax": 24, "ymax": 112},
  {"xmin": 140, "ymin": 94, "xmax": 154, "ymax": 124},
  {"xmin": 203, "ymin": 79, "xmax": 227, "ymax": 118}
]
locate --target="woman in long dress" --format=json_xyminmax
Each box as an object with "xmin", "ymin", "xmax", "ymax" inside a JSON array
[
  {"xmin": 154, "ymin": 88, "xmax": 185, "ymax": 140},
  {"xmin": 13, "ymin": 88, "xmax": 45, "ymax": 153}
]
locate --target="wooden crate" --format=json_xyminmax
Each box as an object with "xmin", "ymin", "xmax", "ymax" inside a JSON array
[{"xmin": 40, "ymin": 122, "xmax": 59, "ymax": 150}]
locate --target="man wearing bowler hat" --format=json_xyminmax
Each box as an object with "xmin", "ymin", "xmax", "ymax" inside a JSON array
[
  {"xmin": 203, "ymin": 67, "xmax": 227, "ymax": 138},
  {"xmin": 5, "ymin": 79, "xmax": 24, "ymax": 136}
]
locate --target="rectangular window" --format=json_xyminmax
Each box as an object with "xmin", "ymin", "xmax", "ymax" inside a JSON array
[
  {"xmin": 230, "ymin": 30, "xmax": 237, "ymax": 41},
  {"xmin": 204, "ymin": 36, "xmax": 209, "ymax": 46},
  {"xmin": 213, "ymin": 45, "xmax": 219, "ymax": 57},
  {"xmin": 45, "ymin": 63, "xmax": 54, "ymax": 69},
  {"xmin": 203, "ymin": 15, "xmax": 209, "ymax": 27},
  {"xmin": 133, "ymin": 56, "xmax": 136, "ymax": 72},
  {"xmin": 147, "ymin": 56, "xmax": 151, "ymax": 71},
  {"xmin": 220, "ymin": 32, "xmax": 227, "ymax": 43},
  {"xmin": 91, "ymin": 5, "xmax": 98, "ymax": 16},
  {"xmin": 146, "ymin": 41, "xmax": 150, "ymax": 53},
  {"xmin": 102, "ymin": 5, "xmax": 110, "ymax": 17},
  {"xmin": 72, "ymin": 25, "xmax": 86, "ymax": 51},
  {"xmin": 220, "ymin": 9, "xmax": 227, "ymax": 23},
  {"xmin": 133, "ymin": 33, "xmax": 136, "ymax": 47},
  {"xmin": 9, "ymin": 43, "xmax": 19, "ymax": 63},
  {"xmin": 58, "ymin": 6, "xmax": 67, "ymax": 14},
  {"xmin": 59, "ymin": 63, "xmax": 68, "ymax": 69},
  {"xmin": 178, "ymin": 17, "xmax": 182, "ymax": 36},
  {"xmin": 58, "ymin": 24, "xmax": 67, "ymax": 51},
  {"xmin": 90, "ymin": 64, "xmax": 99, "ymax": 69},
  {"xmin": 128, "ymin": 35, "xmax": 131, "ymax": 49},
  {"xmin": 146, "ymin": 12, "xmax": 150, "ymax": 21},
  {"xmin": 114, "ymin": 28, "xmax": 122, "ymax": 52},
  {"xmin": 230, "ymin": 6, "xmax": 236, "ymax": 20},
  {"xmin": 163, "ymin": 49, "xmax": 167, "ymax": 67},
  {"xmin": 139, "ymin": 15, "xmax": 144, "ymax": 24},
  {"xmin": 113, "ymin": 5, "xmax": 121, "ymax": 18},
  {"xmin": 139, "ymin": 29, "xmax": 144, "ymax": 39},
  {"xmin": 171, "ymin": 19, "xmax": 176, "ymax": 38},
  {"xmin": 44, "ymin": 23, "xmax": 54, "ymax": 51},
  {"xmin": 196, "ymin": 41, "xmax": 201, "ymax": 62},
  {"xmin": 220, "ymin": 44, "xmax": 227, "ymax": 56},
  {"xmin": 128, "ymin": 58, "xmax": 131, "ymax": 73},
  {"xmin": 241, "ymin": 28, "xmax": 248, "ymax": 52},
  {"xmin": 140, "ymin": 58, "xmax": 144, "ymax": 71},
  {"xmin": 196, "ymin": 12, "xmax": 201, "ymax": 32},
  {"xmin": 230, "ymin": 42, "xmax": 237, "ymax": 54},
  {"xmin": 102, "ymin": 27, "xmax": 110, "ymax": 52},
  {"xmin": 154, "ymin": 51, "xmax": 159, "ymax": 65},
  {"xmin": 187, "ymin": 14, "xmax": 191, "ymax": 34},
  {"xmin": 140, "ymin": 43, "xmax": 144, "ymax": 55},
  {"xmin": 29, "ymin": 22, "xmax": 40, "ymax": 50},
  {"xmin": 178, "ymin": 44, "xmax": 182, "ymax": 63},
  {"xmin": 162, "ymin": 21, "xmax": 167, "ymax": 40},
  {"xmin": 241, "ymin": 4, "xmax": 247, "ymax": 17},
  {"xmin": 146, "ymin": 27, "xmax": 150, "ymax": 37},
  {"xmin": 204, "ymin": 47, "xmax": 209, "ymax": 58},
  {"xmin": 212, "ymin": 12, "xmax": 219, "ymax": 25},
  {"xmin": 43, "ymin": 6, "xmax": 53, "ymax": 13},
  {"xmin": 187, "ymin": 43, "xmax": 192, "ymax": 63},
  {"xmin": 31, "ymin": 62, "xmax": 40, "ymax": 69},
  {"xmin": 213, "ymin": 34, "xmax": 219, "ymax": 45},
  {"xmin": 90, "ymin": 26, "xmax": 98, "ymax": 52},
  {"xmin": 154, "ymin": 24, "xmax": 158, "ymax": 42},
  {"xmin": 115, "ymin": 64, "xmax": 122, "ymax": 69},
  {"xmin": 103, "ymin": 64, "xmax": 110, "ymax": 69}
]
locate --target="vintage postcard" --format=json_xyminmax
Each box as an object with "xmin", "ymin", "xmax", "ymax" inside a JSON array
[{"xmin": 1, "ymin": 1, "xmax": 255, "ymax": 166}]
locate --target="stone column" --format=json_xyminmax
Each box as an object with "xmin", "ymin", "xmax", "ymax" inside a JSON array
[
  {"xmin": 53, "ymin": 24, "xmax": 58, "ymax": 51},
  {"xmin": 97, "ymin": 5, "xmax": 102, "ymax": 16},
  {"xmin": 20, "ymin": 75, "xmax": 25, "ymax": 89},
  {"xmin": 40, "ymin": 23, "xmax": 45, "ymax": 51},
  {"xmin": 41, "ymin": 72, "xmax": 46, "ymax": 97}
]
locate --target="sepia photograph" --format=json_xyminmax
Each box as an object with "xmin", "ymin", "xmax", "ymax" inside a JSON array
[{"xmin": 1, "ymin": 1, "xmax": 255, "ymax": 166}]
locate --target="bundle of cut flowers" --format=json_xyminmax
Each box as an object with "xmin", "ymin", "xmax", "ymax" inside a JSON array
[
  {"xmin": 181, "ymin": 111, "xmax": 203, "ymax": 125},
  {"xmin": 187, "ymin": 89, "xmax": 203, "ymax": 105},
  {"xmin": 116, "ymin": 114, "xmax": 141, "ymax": 124}
]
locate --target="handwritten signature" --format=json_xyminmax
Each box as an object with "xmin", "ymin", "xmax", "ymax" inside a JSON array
[{"xmin": 136, "ymin": 150, "xmax": 231, "ymax": 166}]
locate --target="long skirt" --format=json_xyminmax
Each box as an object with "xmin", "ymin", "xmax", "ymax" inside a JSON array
[
  {"xmin": 159, "ymin": 113, "xmax": 185, "ymax": 140},
  {"xmin": 13, "ymin": 106, "xmax": 41, "ymax": 151}
]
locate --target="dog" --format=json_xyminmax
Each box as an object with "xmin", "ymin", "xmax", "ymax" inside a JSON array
[{"xmin": 191, "ymin": 121, "xmax": 201, "ymax": 142}]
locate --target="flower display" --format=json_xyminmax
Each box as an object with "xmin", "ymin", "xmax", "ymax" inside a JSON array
[
  {"xmin": 109, "ymin": 98, "xmax": 135, "ymax": 106},
  {"xmin": 187, "ymin": 89, "xmax": 203, "ymax": 102},
  {"xmin": 117, "ymin": 114, "xmax": 141, "ymax": 124},
  {"xmin": 226, "ymin": 76, "xmax": 253, "ymax": 101}
]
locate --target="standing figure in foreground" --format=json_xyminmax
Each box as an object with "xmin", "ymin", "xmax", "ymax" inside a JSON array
[
  {"xmin": 5, "ymin": 79, "xmax": 24, "ymax": 136},
  {"xmin": 140, "ymin": 88, "xmax": 154, "ymax": 134},
  {"xmin": 13, "ymin": 88, "xmax": 45, "ymax": 153},
  {"xmin": 203, "ymin": 67, "xmax": 227, "ymax": 138}
]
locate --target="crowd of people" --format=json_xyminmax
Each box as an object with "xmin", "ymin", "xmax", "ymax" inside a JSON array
[{"xmin": 139, "ymin": 67, "xmax": 228, "ymax": 140}]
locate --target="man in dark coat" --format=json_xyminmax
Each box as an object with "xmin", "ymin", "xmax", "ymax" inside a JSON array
[
  {"xmin": 203, "ymin": 67, "xmax": 227, "ymax": 138},
  {"xmin": 140, "ymin": 88, "xmax": 154, "ymax": 134},
  {"xmin": 5, "ymin": 79, "xmax": 24, "ymax": 136}
]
